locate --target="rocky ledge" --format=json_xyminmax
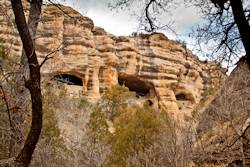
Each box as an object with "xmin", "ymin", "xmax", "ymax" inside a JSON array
[{"xmin": 0, "ymin": 0, "xmax": 226, "ymax": 119}]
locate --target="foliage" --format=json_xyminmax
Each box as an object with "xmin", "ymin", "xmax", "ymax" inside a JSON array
[
  {"xmin": 86, "ymin": 85, "xmax": 193, "ymax": 167},
  {"xmin": 41, "ymin": 84, "xmax": 61, "ymax": 139},
  {"xmin": 87, "ymin": 85, "xmax": 132, "ymax": 141},
  {"xmin": 107, "ymin": 104, "xmax": 161, "ymax": 166},
  {"xmin": 0, "ymin": 76, "xmax": 194, "ymax": 167},
  {"xmin": 98, "ymin": 84, "xmax": 133, "ymax": 120},
  {"xmin": 87, "ymin": 107, "xmax": 110, "ymax": 143},
  {"xmin": 78, "ymin": 97, "xmax": 90, "ymax": 108},
  {"xmin": 30, "ymin": 83, "xmax": 71, "ymax": 167},
  {"xmin": 194, "ymin": 62, "xmax": 250, "ymax": 165},
  {"xmin": 0, "ymin": 43, "xmax": 30, "ymax": 160}
]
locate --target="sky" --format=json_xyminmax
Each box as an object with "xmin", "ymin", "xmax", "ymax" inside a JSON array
[
  {"xmin": 52, "ymin": 0, "xmax": 240, "ymax": 73},
  {"xmin": 56, "ymin": 0, "xmax": 202, "ymax": 40}
]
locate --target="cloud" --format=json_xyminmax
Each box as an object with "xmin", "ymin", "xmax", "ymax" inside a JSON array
[
  {"xmin": 57, "ymin": 0, "xmax": 202, "ymax": 37},
  {"xmin": 57, "ymin": 0, "xmax": 138, "ymax": 35},
  {"xmin": 87, "ymin": 9, "xmax": 137, "ymax": 35},
  {"xmin": 172, "ymin": 5, "xmax": 202, "ymax": 33}
]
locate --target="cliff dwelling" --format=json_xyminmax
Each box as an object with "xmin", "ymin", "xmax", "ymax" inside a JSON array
[
  {"xmin": 118, "ymin": 74, "xmax": 157, "ymax": 107},
  {"xmin": 175, "ymin": 91, "xmax": 195, "ymax": 112},
  {"xmin": 175, "ymin": 93, "xmax": 192, "ymax": 101},
  {"xmin": 54, "ymin": 74, "xmax": 83, "ymax": 86},
  {"xmin": 118, "ymin": 74, "xmax": 151, "ymax": 97},
  {"xmin": 0, "ymin": 0, "xmax": 225, "ymax": 116}
]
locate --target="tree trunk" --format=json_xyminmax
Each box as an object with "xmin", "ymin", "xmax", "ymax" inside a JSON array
[
  {"xmin": 20, "ymin": 0, "xmax": 42, "ymax": 79},
  {"xmin": 230, "ymin": 0, "xmax": 250, "ymax": 66},
  {"xmin": 10, "ymin": 0, "xmax": 43, "ymax": 166},
  {"xmin": 230, "ymin": 0, "xmax": 250, "ymax": 164}
]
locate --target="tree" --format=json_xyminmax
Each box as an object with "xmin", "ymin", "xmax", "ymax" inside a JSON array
[
  {"xmin": 190, "ymin": 0, "xmax": 250, "ymax": 67},
  {"xmin": 111, "ymin": 0, "xmax": 250, "ymax": 67},
  {"xmin": 98, "ymin": 85, "xmax": 133, "ymax": 120},
  {"xmin": 85, "ymin": 85, "xmax": 194, "ymax": 167},
  {"xmin": 109, "ymin": 0, "xmax": 176, "ymax": 32},
  {"xmin": 110, "ymin": 0, "xmax": 250, "ymax": 166},
  {"xmin": 20, "ymin": 0, "xmax": 43, "ymax": 79},
  {"xmin": 0, "ymin": 0, "xmax": 44, "ymax": 166},
  {"xmin": 190, "ymin": 0, "xmax": 250, "ymax": 166},
  {"xmin": 107, "ymin": 104, "xmax": 161, "ymax": 166}
]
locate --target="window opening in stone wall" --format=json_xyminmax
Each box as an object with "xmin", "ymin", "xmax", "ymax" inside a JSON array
[
  {"xmin": 175, "ymin": 92, "xmax": 195, "ymax": 102},
  {"xmin": 54, "ymin": 74, "xmax": 83, "ymax": 86},
  {"xmin": 118, "ymin": 75, "xmax": 150, "ymax": 97},
  {"xmin": 175, "ymin": 93, "xmax": 189, "ymax": 101}
]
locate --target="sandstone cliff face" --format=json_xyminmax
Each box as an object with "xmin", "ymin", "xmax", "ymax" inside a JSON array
[
  {"xmin": 194, "ymin": 58, "xmax": 250, "ymax": 166},
  {"xmin": 0, "ymin": 0, "xmax": 225, "ymax": 119}
]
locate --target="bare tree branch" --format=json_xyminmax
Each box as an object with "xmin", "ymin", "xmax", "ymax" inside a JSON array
[{"xmin": 39, "ymin": 45, "xmax": 63, "ymax": 68}]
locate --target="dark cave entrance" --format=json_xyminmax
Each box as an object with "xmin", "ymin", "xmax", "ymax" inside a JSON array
[
  {"xmin": 118, "ymin": 74, "xmax": 151, "ymax": 97},
  {"xmin": 54, "ymin": 74, "xmax": 83, "ymax": 86},
  {"xmin": 175, "ymin": 93, "xmax": 189, "ymax": 101},
  {"xmin": 175, "ymin": 92, "xmax": 194, "ymax": 102},
  {"xmin": 175, "ymin": 91, "xmax": 195, "ymax": 111},
  {"xmin": 147, "ymin": 99, "xmax": 153, "ymax": 106}
]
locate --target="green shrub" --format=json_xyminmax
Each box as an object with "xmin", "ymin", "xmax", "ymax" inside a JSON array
[
  {"xmin": 107, "ymin": 104, "xmax": 161, "ymax": 166},
  {"xmin": 87, "ymin": 107, "xmax": 110, "ymax": 143},
  {"xmin": 86, "ymin": 85, "xmax": 176, "ymax": 167}
]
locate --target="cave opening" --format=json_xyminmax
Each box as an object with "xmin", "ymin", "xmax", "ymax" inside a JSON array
[
  {"xmin": 54, "ymin": 74, "xmax": 83, "ymax": 86},
  {"xmin": 118, "ymin": 75, "xmax": 150, "ymax": 97},
  {"xmin": 176, "ymin": 93, "xmax": 188, "ymax": 101},
  {"xmin": 147, "ymin": 99, "xmax": 153, "ymax": 106},
  {"xmin": 175, "ymin": 92, "xmax": 195, "ymax": 102}
]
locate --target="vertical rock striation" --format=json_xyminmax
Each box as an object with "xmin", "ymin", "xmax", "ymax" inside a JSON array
[{"xmin": 0, "ymin": 0, "xmax": 225, "ymax": 119}]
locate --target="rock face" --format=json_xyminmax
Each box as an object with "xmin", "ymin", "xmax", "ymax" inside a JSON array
[
  {"xmin": 0, "ymin": 0, "xmax": 225, "ymax": 119},
  {"xmin": 195, "ymin": 58, "xmax": 250, "ymax": 166}
]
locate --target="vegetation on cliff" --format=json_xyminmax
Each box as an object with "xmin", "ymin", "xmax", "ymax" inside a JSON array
[{"xmin": 0, "ymin": 0, "xmax": 250, "ymax": 166}]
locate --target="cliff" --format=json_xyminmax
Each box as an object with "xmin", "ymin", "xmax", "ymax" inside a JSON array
[
  {"xmin": 0, "ymin": 0, "xmax": 225, "ymax": 119},
  {"xmin": 194, "ymin": 58, "xmax": 250, "ymax": 166}
]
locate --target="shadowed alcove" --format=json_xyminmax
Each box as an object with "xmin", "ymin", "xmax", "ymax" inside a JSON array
[
  {"xmin": 175, "ymin": 92, "xmax": 194, "ymax": 102},
  {"xmin": 54, "ymin": 74, "xmax": 83, "ymax": 86},
  {"xmin": 175, "ymin": 91, "xmax": 195, "ymax": 111},
  {"xmin": 176, "ymin": 93, "xmax": 189, "ymax": 101},
  {"xmin": 118, "ymin": 74, "xmax": 151, "ymax": 97}
]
